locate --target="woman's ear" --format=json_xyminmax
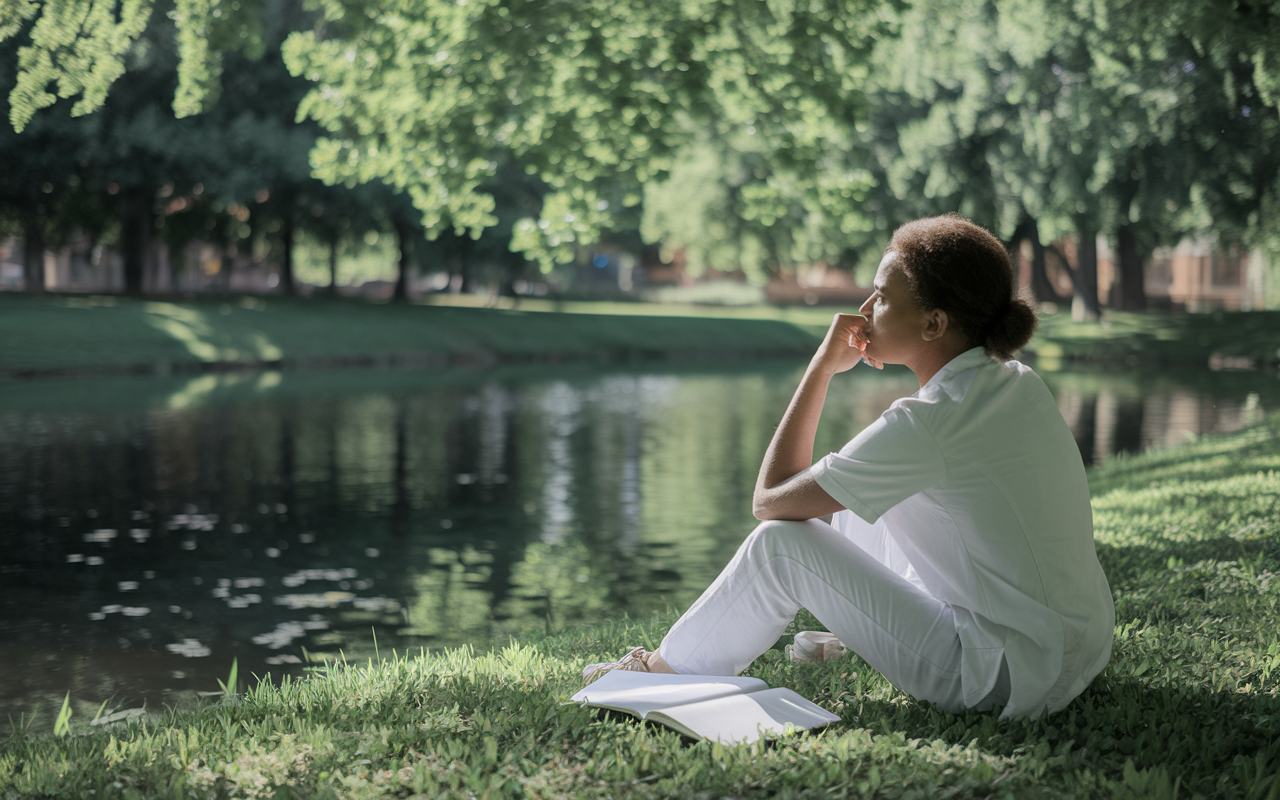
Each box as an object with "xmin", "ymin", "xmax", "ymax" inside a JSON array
[{"xmin": 921, "ymin": 308, "xmax": 949, "ymax": 342}]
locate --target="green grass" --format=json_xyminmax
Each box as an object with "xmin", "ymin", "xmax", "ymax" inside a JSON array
[
  {"xmin": 5, "ymin": 416, "xmax": 1280, "ymax": 798},
  {"xmin": 5, "ymin": 291, "xmax": 1279, "ymax": 376},
  {"xmin": 421, "ymin": 295, "xmax": 1280, "ymax": 368},
  {"xmin": 0, "ymin": 293, "xmax": 820, "ymax": 376}
]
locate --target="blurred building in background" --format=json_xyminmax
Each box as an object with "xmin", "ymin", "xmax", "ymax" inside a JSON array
[
  {"xmin": 1015, "ymin": 236, "xmax": 1267, "ymax": 313},
  {"xmin": 1137, "ymin": 239, "xmax": 1265, "ymax": 311}
]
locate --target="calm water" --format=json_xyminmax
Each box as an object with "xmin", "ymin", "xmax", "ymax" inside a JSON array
[{"xmin": 1, "ymin": 361, "xmax": 1276, "ymax": 723}]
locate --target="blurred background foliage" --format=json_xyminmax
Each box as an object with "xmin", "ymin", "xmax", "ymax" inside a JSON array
[{"xmin": 1, "ymin": 0, "xmax": 1278, "ymax": 305}]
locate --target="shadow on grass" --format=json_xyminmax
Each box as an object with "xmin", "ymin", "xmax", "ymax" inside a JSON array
[
  {"xmin": 836, "ymin": 676, "xmax": 1280, "ymax": 798},
  {"xmin": 1096, "ymin": 530, "xmax": 1280, "ymax": 583}
]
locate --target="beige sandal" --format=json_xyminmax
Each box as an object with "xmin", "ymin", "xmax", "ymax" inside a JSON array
[
  {"xmin": 582, "ymin": 646, "xmax": 652, "ymax": 684},
  {"xmin": 785, "ymin": 631, "xmax": 848, "ymax": 663}
]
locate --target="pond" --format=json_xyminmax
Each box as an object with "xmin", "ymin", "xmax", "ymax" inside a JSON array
[{"xmin": 1, "ymin": 360, "xmax": 1276, "ymax": 723}]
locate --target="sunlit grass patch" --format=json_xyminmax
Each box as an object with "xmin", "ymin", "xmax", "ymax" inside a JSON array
[
  {"xmin": 4, "ymin": 291, "xmax": 1280, "ymax": 378},
  {"xmin": 4, "ymin": 416, "xmax": 1280, "ymax": 798},
  {"xmin": 0, "ymin": 293, "xmax": 821, "ymax": 377}
]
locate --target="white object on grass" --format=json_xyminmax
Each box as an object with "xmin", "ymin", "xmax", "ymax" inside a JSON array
[{"xmin": 570, "ymin": 670, "xmax": 839, "ymax": 744}]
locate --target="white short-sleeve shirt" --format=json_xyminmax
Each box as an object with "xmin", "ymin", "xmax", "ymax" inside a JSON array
[{"xmin": 811, "ymin": 347, "xmax": 1114, "ymax": 718}]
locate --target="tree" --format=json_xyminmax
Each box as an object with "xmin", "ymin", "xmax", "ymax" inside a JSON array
[
  {"xmin": 281, "ymin": 0, "xmax": 889, "ymax": 273},
  {"xmin": 641, "ymin": 124, "xmax": 874, "ymax": 282},
  {"xmin": 846, "ymin": 0, "xmax": 1280, "ymax": 319},
  {"xmin": 3, "ymin": 0, "xmax": 886, "ymax": 279},
  {"xmin": 0, "ymin": 32, "xmax": 91, "ymax": 291},
  {"xmin": 410, "ymin": 157, "xmax": 544, "ymax": 297},
  {"xmin": 7, "ymin": 0, "xmax": 1277, "ymax": 306},
  {"xmin": 1, "ymin": 0, "xmax": 346, "ymax": 295}
]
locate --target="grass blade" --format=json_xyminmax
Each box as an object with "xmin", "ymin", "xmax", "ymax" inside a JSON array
[
  {"xmin": 215, "ymin": 658, "xmax": 239, "ymax": 696},
  {"xmin": 53, "ymin": 693, "xmax": 71, "ymax": 737}
]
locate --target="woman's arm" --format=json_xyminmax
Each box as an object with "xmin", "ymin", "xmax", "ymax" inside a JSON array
[{"xmin": 752, "ymin": 314, "xmax": 868, "ymax": 521}]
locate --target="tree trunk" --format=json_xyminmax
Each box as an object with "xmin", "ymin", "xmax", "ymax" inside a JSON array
[
  {"xmin": 1031, "ymin": 236, "xmax": 1057, "ymax": 302},
  {"xmin": 1072, "ymin": 218, "xmax": 1101, "ymax": 322},
  {"xmin": 1115, "ymin": 224, "xmax": 1147, "ymax": 310},
  {"xmin": 1025, "ymin": 219, "xmax": 1063, "ymax": 303},
  {"xmin": 393, "ymin": 217, "xmax": 412, "ymax": 302},
  {"xmin": 121, "ymin": 193, "xmax": 151, "ymax": 296},
  {"xmin": 458, "ymin": 249, "xmax": 473, "ymax": 294},
  {"xmin": 327, "ymin": 230, "xmax": 340, "ymax": 295},
  {"xmin": 1008, "ymin": 217, "xmax": 1062, "ymax": 303},
  {"xmin": 220, "ymin": 242, "xmax": 235, "ymax": 292},
  {"xmin": 21, "ymin": 209, "xmax": 46, "ymax": 292},
  {"xmin": 498, "ymin": 250, "xmax": 522, "ymax": 297},
  {"xmin": 450, "ymin": 234, "xmax": 475, "ymax": 294},
  {"xmin": 279, "ymin": 206, "xmax": 296, "ymax": 295}
]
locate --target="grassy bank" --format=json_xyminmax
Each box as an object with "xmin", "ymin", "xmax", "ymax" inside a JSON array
[
  {"xmin": 0, "ymin": 293, "xmax": 819, "ymax": 378},
  {"xmin": 422, "ymin": 295, "xmax": 1280, "ymax": 369},
  {"xmin": 3, "ymin": 291, "xmax": 1279, "ymax": 377},
  {"xmin": 4, "ymin": 416, "xmax": 1280, "ymax": 798}
]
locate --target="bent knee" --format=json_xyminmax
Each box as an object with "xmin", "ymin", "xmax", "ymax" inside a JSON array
[{"xmin": 746, "ymin": 518, "xmax": 829, "ymax": 552}]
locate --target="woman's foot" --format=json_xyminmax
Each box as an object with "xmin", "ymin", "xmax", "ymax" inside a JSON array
[
  {"xmin": 582, "ymin": 647, "xmax": 679, "ymax": 684},
  {"xmin": 582, "ymin": 646, "xmax": 651, "ymax": 684},
  {"xmin": 785, "ymin": 631, "xmax": 848, "ymax": 663}
]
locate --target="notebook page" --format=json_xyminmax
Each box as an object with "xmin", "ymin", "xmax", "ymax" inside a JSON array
[
  {"xmin": 644, "ymin": 687, "xmax": 841, "ymax": 744},
  {"xmin": 570, "ymin": 671, "xmax": 769, "ymax": 718}
]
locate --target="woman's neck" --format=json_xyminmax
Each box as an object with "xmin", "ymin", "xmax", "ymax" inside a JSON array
[{"xmin": 907, "ymin": 339, "xmax": 973, "ymax": 388}]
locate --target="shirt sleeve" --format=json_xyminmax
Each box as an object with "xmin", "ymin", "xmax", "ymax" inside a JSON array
[{"xmin": 810, "ymin": 404, "xmax": 946, "ymax": 524}]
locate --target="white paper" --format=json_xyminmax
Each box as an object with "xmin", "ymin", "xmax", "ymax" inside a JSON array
[
  {"xmin": 571, "ymin": 672, "xmax": 841, "ymax": 744},
  {"xmin": 647, "ymin": 687, "xmax": 841, "ymax": 744},
  {"xmin": 571, "ymin": 671, "xmax": 769, "ymax": 718}
]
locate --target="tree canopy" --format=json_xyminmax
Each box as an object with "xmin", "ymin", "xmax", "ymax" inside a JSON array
[{"xmin": 3, "ymin": 0, "xmax": 1279, "ymax": 302}]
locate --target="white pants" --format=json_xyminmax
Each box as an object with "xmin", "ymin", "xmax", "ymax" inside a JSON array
[{"xmin": 657, "ymin": 518, "xmax": 1008, "ymax": 713}]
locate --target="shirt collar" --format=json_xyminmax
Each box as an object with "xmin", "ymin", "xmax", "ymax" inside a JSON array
[{"xmin": 915, "ymin": 347, "xmax": 992, "ymax": 400}]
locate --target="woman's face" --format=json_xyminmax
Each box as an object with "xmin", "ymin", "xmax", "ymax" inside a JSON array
[{"xmin": 857, "ymin": 251, "xmax": 929, "ymax": 365}]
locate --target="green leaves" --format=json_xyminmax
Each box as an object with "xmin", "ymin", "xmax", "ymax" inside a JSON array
[
  {"xmin": 0, "ymin": 0, "xmax": 40, "ymax": 42},
  {"xmin": 282, "ymin": 0, "xmax": 885, "ymax": 270},
  {"xmin": 7, "ymin": 0, "xmax": 155, "ymax": 132},
  {"xmin": 4, "ymin": 0, "xmax": 267, "ymax": 131}
]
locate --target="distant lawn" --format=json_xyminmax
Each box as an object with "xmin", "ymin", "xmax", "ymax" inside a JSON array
[
  {"xmin": 4, "ymin": 414, "xmax": 1279, "ymax": 798},
  {"xmin": 0, "ymin": 293, "xmax": 819, "ymax": 376},
  {"xmin": 2, "ymin": 290, "xmax": 1278, "ymax": 376},
  {"xmin": 424, "ymin": 293, "xmax": 1280, "ymax": 368}
]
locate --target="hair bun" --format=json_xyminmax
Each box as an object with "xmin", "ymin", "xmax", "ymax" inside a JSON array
[{"xmin": 984, "ymin": 296, "xmax": 1038, "ymax": 361}]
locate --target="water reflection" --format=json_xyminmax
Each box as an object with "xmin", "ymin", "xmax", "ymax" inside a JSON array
[
  {"xmin": 0, "ymin": 363, "xmax": 1275, "ymax": 723},
  {"xmin": 1048, "ymin": 377, "xmax": 1268, "ymax": 463}
]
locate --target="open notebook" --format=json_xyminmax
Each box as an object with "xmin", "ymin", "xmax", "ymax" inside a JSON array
[{"xmin": 570, "ymin": 671, "xmax": 840, "ymax": 745}]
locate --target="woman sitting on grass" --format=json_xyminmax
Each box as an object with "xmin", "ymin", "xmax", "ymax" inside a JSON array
[{"xmin": 584, "ymin": 214, "xmax": 1115, "ymax": 719}]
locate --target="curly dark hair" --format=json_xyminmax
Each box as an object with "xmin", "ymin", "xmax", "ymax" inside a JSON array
[{"xmin": 887, "ymin": 214, "xmax": 1037, "ymax": 361}]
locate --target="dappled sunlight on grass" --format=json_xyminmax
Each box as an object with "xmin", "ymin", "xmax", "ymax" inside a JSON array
[
  {"xmin": 6, "ymin": 292, "xmax": 1280, "ymax": 377},
  {"xmin": 144, "ymin": 301, "xmax": 284, "ymax": 364}
]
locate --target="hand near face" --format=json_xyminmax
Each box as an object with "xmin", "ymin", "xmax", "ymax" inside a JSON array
[
  {"xmin": 813, "ymin": 313, "xmax": 882, "ymax": 374},
  {"xmin": 850, "ymin": 324, "xmax": 885, "ymax": 370}
]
